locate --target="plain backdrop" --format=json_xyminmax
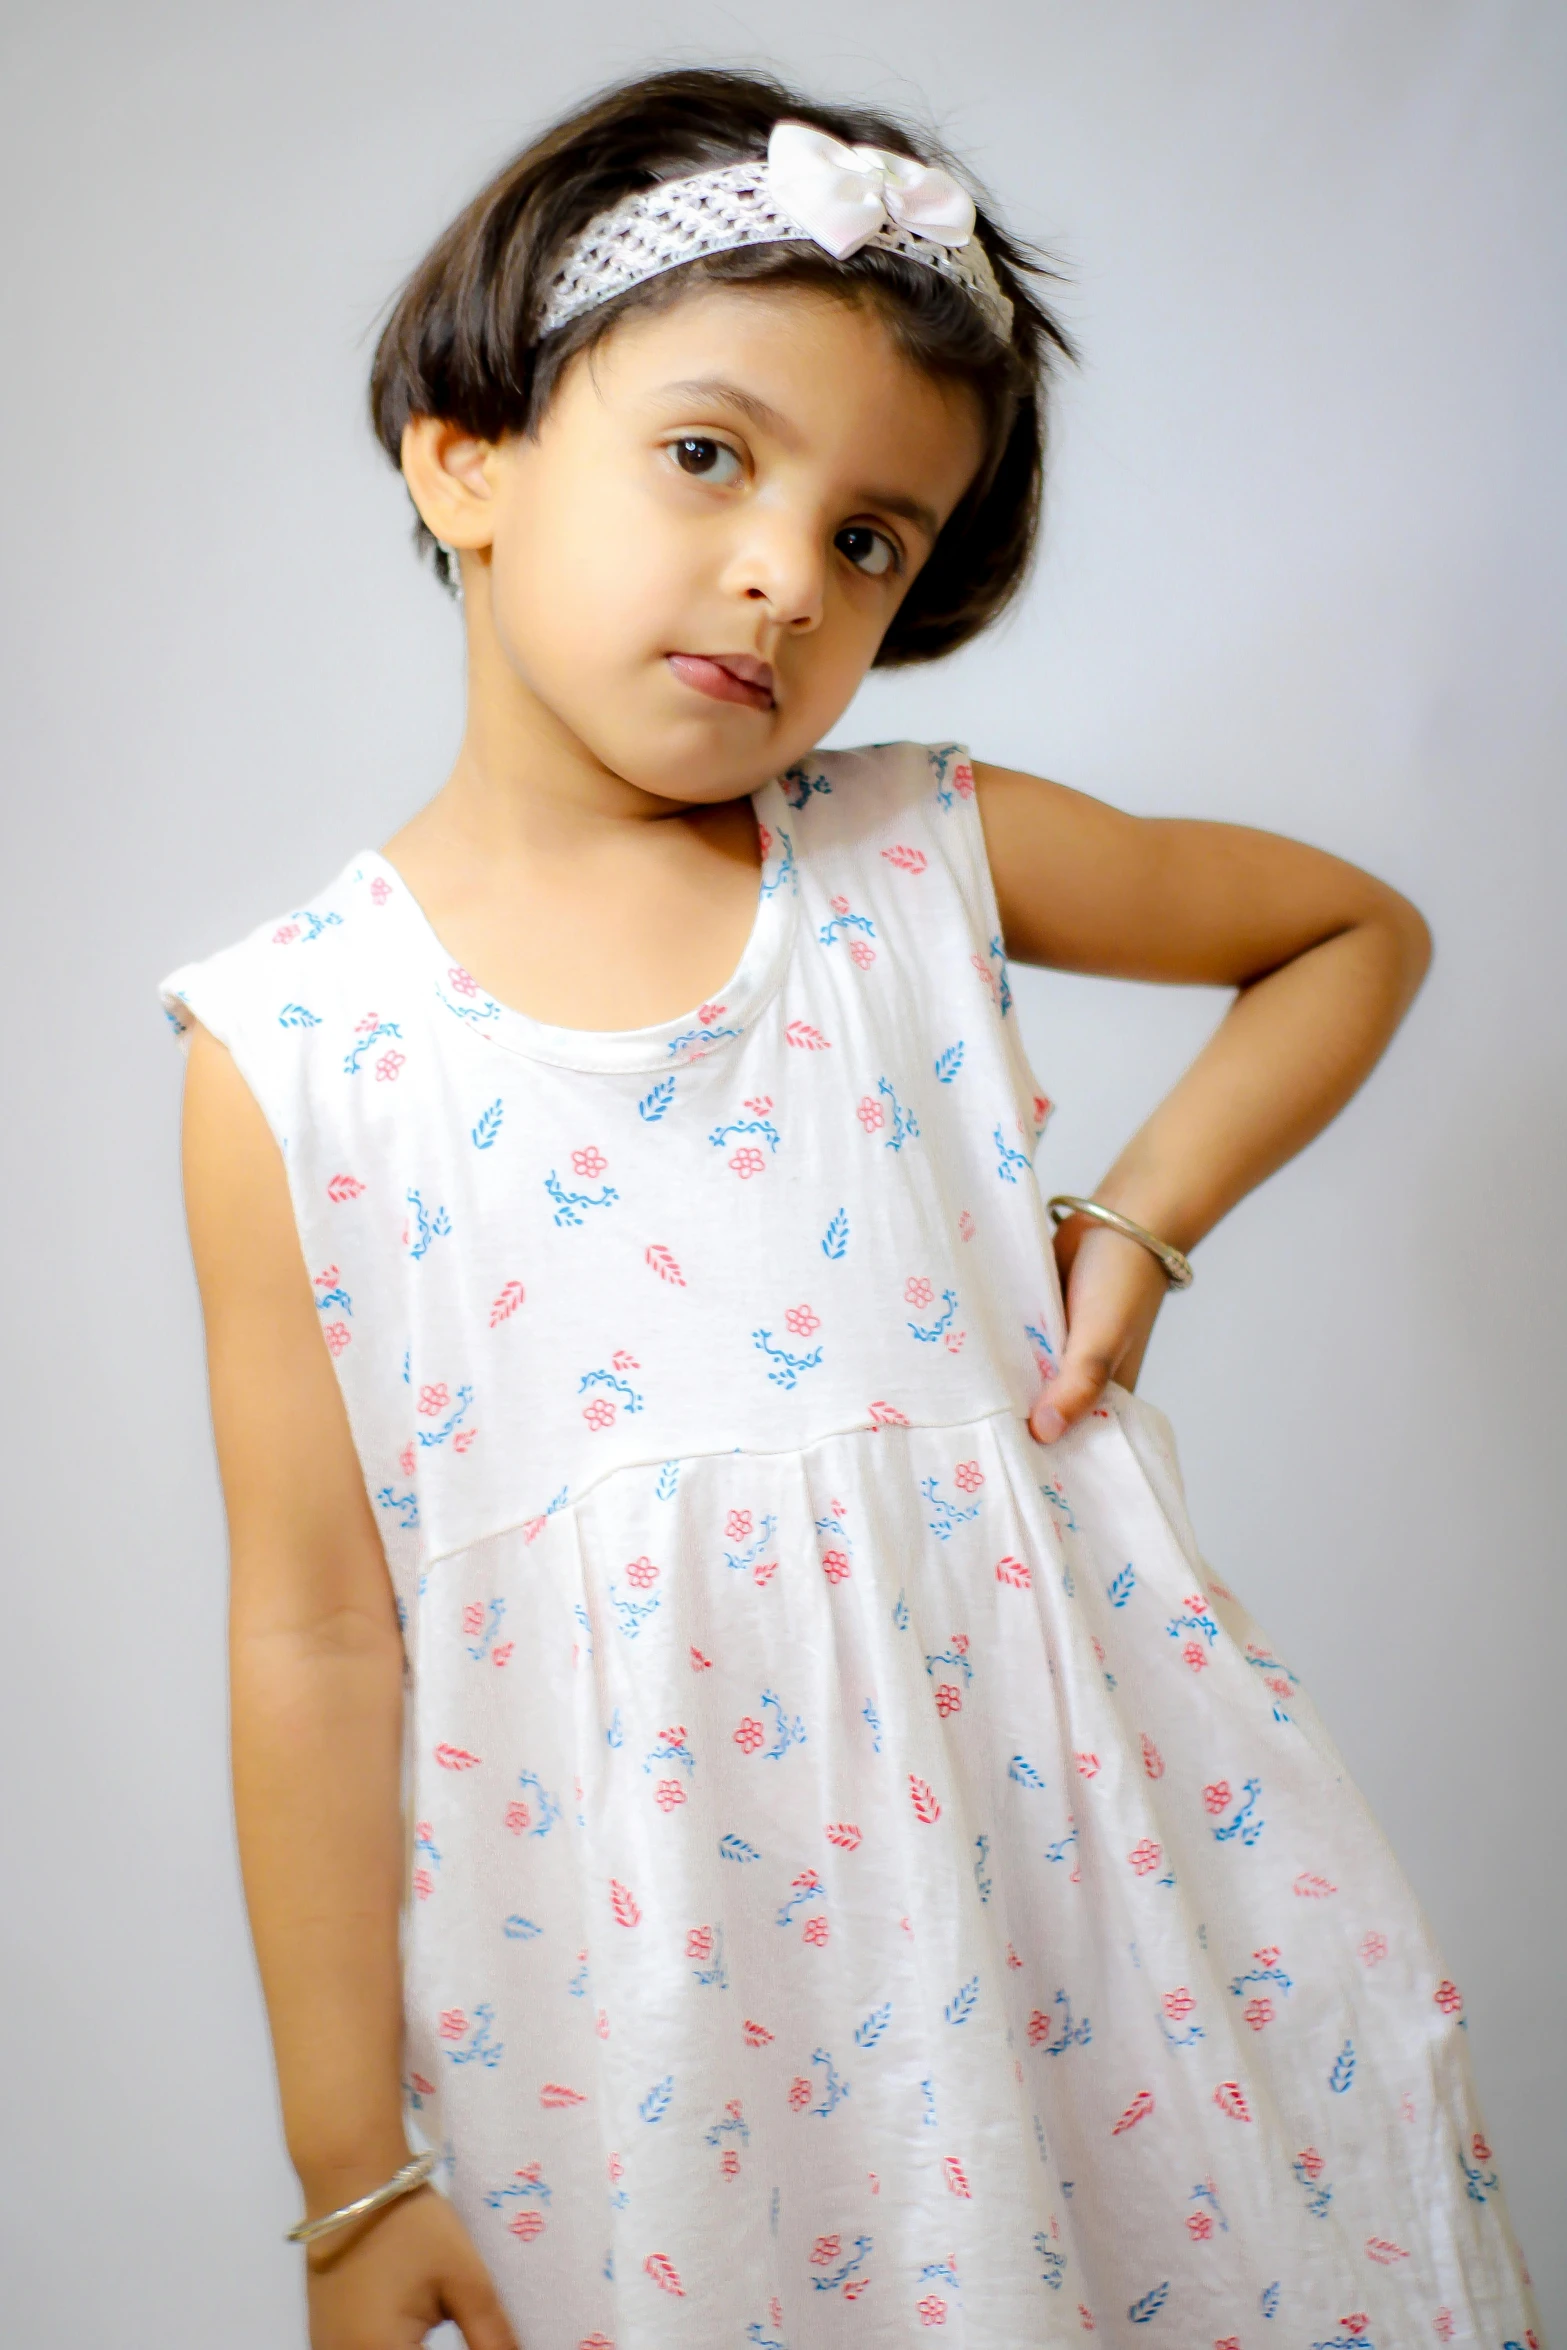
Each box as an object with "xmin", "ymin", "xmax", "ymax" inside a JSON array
[{"xmin": 1, "ymin": 1, "xmax": 1562, "ymax": 2340}]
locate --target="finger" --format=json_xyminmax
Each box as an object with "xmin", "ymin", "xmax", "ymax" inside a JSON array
[
  {"xmin": 1029, "ymin": 1338, "xmax": 1115, "ymax": 1443},
  {"xmin": 446, "ymin": 2268, "xmax": 521, "ymax": 2350}
]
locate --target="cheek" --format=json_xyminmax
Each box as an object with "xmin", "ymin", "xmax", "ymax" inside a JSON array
[{"xmin": 496, "ymin": 471, "xmax": 694, "ymax": 665}]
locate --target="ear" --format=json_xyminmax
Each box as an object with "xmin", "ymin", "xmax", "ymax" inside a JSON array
[{"xmin": 399, "ymin": 416, "xmax": 498, "ymax": 552}]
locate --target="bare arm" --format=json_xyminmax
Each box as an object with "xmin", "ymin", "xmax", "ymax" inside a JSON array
[
  {"xmin": 973, "ymin": 764, "xmax": 1432, "ymax": 1434},
  {"xmin": 182, "ymin": 1025, "xmax": 516, "ymax": 2348}
]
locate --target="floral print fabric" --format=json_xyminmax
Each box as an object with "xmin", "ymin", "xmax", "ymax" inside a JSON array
[{"xmin": 160, "ymin": 742, "xmax": 1539, "ymax": 2347}]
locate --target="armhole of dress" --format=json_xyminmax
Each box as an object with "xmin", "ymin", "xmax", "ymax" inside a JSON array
[
  {"xmin": 921, "ymin": 740, "xmax": 1056, "ymax": 1142},
  {"xmin": 157, "ymin": 958, "xmax": 297, "ymax": 1171}
]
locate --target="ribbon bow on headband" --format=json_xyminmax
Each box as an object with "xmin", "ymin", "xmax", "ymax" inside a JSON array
[{"xmin": 765, "ymin": 121, "xmax": 979, "ymax": 261}]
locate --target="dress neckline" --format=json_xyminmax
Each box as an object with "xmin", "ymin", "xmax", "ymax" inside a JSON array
[{"xmin": 356, "ymin": 775, "xmax": 798, "ymax": 1074}]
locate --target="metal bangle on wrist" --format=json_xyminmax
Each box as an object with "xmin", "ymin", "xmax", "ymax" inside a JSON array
[
  {"xmin": 285, "ymin": 2148, "xmax": 439, "ymax": 2246},
  {"xmin": 1046, "ymin": 1195, "xmax": 1195, "ymax": 1291}
]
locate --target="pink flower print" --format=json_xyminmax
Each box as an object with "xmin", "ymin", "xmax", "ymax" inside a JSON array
[
  {"xmin": 720, "ymin": 2148, "xmax": 740, "ymax": 2178},
  {"xmin": 374, "ymin": 1049, "xmax": 405, "ymax": 1082},
  {"xmin": 733, "ymin": 1717, "xmax": 765, "ymax": 1755},
  {"xmin": 744, "ymin": 1095, "xmax": 774, "ymax": 1115},
  {"xmin": 1433, "ymin": 2314, "xmax": 1455, "ymax": 2344},
  {"xmin": 462, "ymin": 1602, "xmax": 484, "ymax": 1637},
  {"xmin": 848, "ymin": 937, "xmax": 876, "ymax": 968},
  {"xmin": 1141, "ymin": 1735, "xmax": 1165, "ymax": 1779},
  {"xmin": 1128, "ymin": 1839, "xmax": 1162, "ymax": 1876},
  {"xmin": 1186, "ymin": 2212, "xmax": 1213, "ymax": 2242},
  {"xmin": 1472, "ymin": 2129, "xmax": 1492, "ymax": 2161},
  {"xmin": 686, "ymin": 1926, "xmax": 714, "ymax": 1961},
  {"xmin": 856, "ymin": 1095, "xmax": 886, "ymax": 1132},
  {"xmin": 952, "ymin": 757, "xmax": 975, "ymax": 797},
  {"xmin": 453, "ymin": 1428, "xmax": 477, "ymax": 1453},
  {"xmin": 958, "ymin": 1209, "xmax": 976, "ymax": 1241},
  {"xmin": 810, "ymin": 2235, "xmax": 841, "ymax": 2266},
  {"xmin": 583, "ymin": 1398, "xmax": 615, "ymax": 1429},
  {"xmin": 624, "ymin": 1555, "xmax": 659, "ymax": 1589},
  {"xmin": 1182, "ymin": 1640, "xmax": 1208, "ymax": 1672},
  {"xmin": 1203, "ymin": 1780, "xmax": 1232, "ymax": 1815},
  {"xmin": 726, "ymin": 1510, "xmax": 753, "ymax": 1540},
  {"xmin": 438, "ymin": 2009, "xmax": 467, "ymax": 2041},
  {"xmin": 690, "ymin": 1645, "xmax": 714, "ymax": 1671},
  {"xmin": 412, "ymin": 1867, "xmax": 433, "ymax": 1900},
  {"xmin": 933, "ymin": 1683, "xmax": 963, "ymax": 1718},
  {"xmin": 697, "ymin": 1001, "xmax": 726, "ymax": 1027},
  {"xmin": 447, "ymin": 964, "xmax": 478, "ymax": 997},
  {"xmin": 904, "ymin": 1276, "xmax": 936, "ymax": 1307},
  {"xmin": 505, "ymin": 1800, "xmax": 531, "ymax": 1835},
  {"xmin": 353, "ymin": 1011, "xmax": 382, "ymax": 1033},
  {"xmin": 729, "ymin": 1146, "xmax": 766, "ymax": 1178},
  {"xmin": 398, "ymin": 1443, "xmax": 415, "ymax": 1476},
  {"xmin": 802, "ymin": 1915, "xmax": 829, "ymax": 1947},
  {"xmin": 1162, "ymin": 1988, "xmax": 1196, "ymax": 2021},
  {"xmin": 653, "ymin": 1779, "xmax": 686, "ymax": 1812},
  {"xmin": 492, "ymin": 1642, "xmax": 513, "ymax": 1666},
  {"xmin": 369, "ymin": 875, "xmax": 391, "ymax": 905},
  {"xmin": 1075, "ymin": 1752, "xmax": 1100, "ymax": 1778},
  {"xmin": 918, "ymin": 2296, "xmax": 948, "ymax": 2327},
  {"xmin": 272, "ymin": 921, "xmax": 301, "ymax": 944},
  {"xmin": 1296, "ymin": 2145, "xmax": 1325, "ymax": 2180},
  {"xmin": 1253, "ymin": 1944, "xmax": 1280, "ymax": 1967},
  {"xmin": 1434, "ymin": 1978, "xmax": 1464, "ymax": 2016},
  {"xmin": 1078, "ymin": 2308, "xmax": 1096, "ymax": 2333},
  {"xmin": 829, "ymin": 894, "xmax": 850, "ymax": 915},
  {"xmin": 953, "ymin": 1460, "xmax": 985, "ymax": 1493},
  {"xmin": 788, "ymin": 2076, "xmax": 811, "ymax": 2111},
  {"xmin": 1359, "ymin": 1931, "xmax": 1388, "ymax": 1966},
  {"xmin": 784, "ymin": 1304, "xmax": 820, "ymax": 1337},
  {"xmin": 821, "ymin": 1549, "xmax": 851, "ymax": 1584},
  {"xmin": 418, "ymin": 1383, "xmax": 451, "ymax": 1416},
  {"xmin": 509, "ymin": 2210, "xmax": 544, "ymax": 2242},
  {"xmin": 571, "ymin": 1145, "xmax": 608, "ymax": 1179},
  {"xmin": 1242, "ymin": 1997, "xmax": 1274, "ymax": 2032},
  {"xmin": 323, "ymin": 1321, "xmax": 350, "ymax": 1356}
]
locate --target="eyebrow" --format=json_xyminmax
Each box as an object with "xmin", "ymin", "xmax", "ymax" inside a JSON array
[{"xmin": 653, "ymin": 376, "xmax": 944, "ymax": 546}]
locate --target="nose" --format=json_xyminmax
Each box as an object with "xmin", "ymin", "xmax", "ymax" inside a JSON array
[{"xmin": 720, "ymin": 504, "xmax": 826, "ymax": 634}]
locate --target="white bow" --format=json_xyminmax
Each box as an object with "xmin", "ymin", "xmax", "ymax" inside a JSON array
[{"xmin": 765, "ymin": 120, "xmax": 977, "ymax": 261}]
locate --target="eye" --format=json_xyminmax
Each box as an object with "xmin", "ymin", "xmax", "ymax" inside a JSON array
[
  {"xmin": 669, "ymin": 436, "xmax": 743, "ymax": 484},
  {"xmin": 835, "ymin": 523, "xmax": 901, "ymax": 579}
]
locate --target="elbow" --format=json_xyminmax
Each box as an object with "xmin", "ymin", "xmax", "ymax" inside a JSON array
[{"xmin": 1382, "ymin": 886, "xmax": 1434, "ymax": 1001}]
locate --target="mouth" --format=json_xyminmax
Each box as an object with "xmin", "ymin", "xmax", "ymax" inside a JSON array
[{"xmin": 666, "ymin": 652, "xmax": 775, "ymax": 712}]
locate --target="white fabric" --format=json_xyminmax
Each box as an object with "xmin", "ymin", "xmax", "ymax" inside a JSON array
[
  {"xmin": 159, "ymin": 742, "xmax": 1537, "ymax": 2346},
  {"xmin": 536, "ymin": 139, "xmax": 1013, "ymax": 343},
  {"xmin": 764, "ymin": 123, "xmax": 976, "ymax": 260}
]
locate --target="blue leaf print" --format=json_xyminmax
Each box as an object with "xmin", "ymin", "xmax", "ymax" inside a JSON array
[
  {"xmin": 854, "ymin": 2003, "xmax": 892, "ymax": 2049},
  {"xmin": 1261, "ymin": 2282, "xmax": 1281, "ymax": 2319},
  {"xmin": 1128, "ymin": 2282, "xmax": 1170, "ymax": 2324},
  {"xmin": 719, "ymin": 1834, "xmax": 761, "ymax": 1864},
  {"xmin": 277, "ymin": 1002, "xmax": 320, "ymax": 1027},
  {"xmin": 944, "ymin": 1975, "xmax": 979, "ymax": 2026},
  {"xmin": 638, "ymin": 2075, "xmax": 675, "ymax": 2124},
  {"xmin": 821, "ymin": 1207, "xmax": 850, "ymax": 1260},
  {"xmin": 1107, "ymin": 1564, "xmax": 1136, "ymax": 1608},
  {"xmin": 639, "ymin": 1075, "xmax": 676, "ymax": 1123},
  {"xmin": 502, "ymin": 1915, "xmax": 543, "ymax": 1940},
  {"xmin": 470, "ymin": 1098, "xmax": 503, "ymax": 1150},
  {"xmin": 655, "ymin": 1460, "xmax": 680, "ymax": 1501},
  {"xmin": 1008, "ymin": 1753, "xmax": 1047, "ymax": 1789},
  {"xmin": 1329, "ymin": 2039, "xmax": 1356, "ymax": 2093},
  {"xmin": 933, "ymin": 1040, "xmax": 965, "ymax": 1083}
]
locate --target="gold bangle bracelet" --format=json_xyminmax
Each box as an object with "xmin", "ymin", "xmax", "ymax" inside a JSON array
[
  {"xmin": 285, "ymin": 2148, "xmax": 439, "ymax": 2246},
  {"xmin": 1046, "ymin": 1195, "xmax": 1194, "ymax": 1290}
]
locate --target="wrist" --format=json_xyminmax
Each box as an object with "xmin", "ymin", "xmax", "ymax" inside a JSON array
[{"xmin": 291, "ymin": 2126, "xmax": 416, "ymax": 2218}]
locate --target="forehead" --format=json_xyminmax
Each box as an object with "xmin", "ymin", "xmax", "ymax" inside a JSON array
[{"xmin": 575, "ymin": 282, "xmax": 985, "ymax": 478}]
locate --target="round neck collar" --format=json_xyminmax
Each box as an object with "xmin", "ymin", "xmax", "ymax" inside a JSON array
[{"xmin": 357, "ymin": 775, "xmax": 798, "ymax": 1074}]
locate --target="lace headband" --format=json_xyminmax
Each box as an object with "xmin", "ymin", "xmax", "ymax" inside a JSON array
[{"xmin": 536, "ymin": 120, "xmax": 1015, "ymax": 345}]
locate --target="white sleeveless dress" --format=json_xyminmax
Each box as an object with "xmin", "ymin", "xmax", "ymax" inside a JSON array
[{"xmin": 160, "ymin": 742, "xmax": 1539, "ymax": 2349}]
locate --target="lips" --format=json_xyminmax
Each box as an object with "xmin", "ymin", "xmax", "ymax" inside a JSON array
[{"xmin": 667, "ymin": 652, "xmax": 775, "ymax": 711}]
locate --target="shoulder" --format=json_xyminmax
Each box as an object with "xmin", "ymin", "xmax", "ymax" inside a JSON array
[
  {"xmin": 157, "ymin": 852, "xmax": 392, "ymax": 1055},
  {"xmin": 778, "ymin": 739, "xmax": 976, "ymax": 841}
]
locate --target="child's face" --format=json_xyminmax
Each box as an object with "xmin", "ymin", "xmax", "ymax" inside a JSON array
[{"xmin": 475, "ymin": 285, "xmax": 986, "ymax": 803}]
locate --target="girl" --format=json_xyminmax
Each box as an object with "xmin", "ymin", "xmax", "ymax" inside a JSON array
[{"xmin": 162, "ymin": 66, "xmax": 1540, "ymax": 2350}]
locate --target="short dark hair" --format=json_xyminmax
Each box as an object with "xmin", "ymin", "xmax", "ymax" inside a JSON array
[{"xmin": 369, "ymin": 66, "xmax": 1072, "ymax": 666}]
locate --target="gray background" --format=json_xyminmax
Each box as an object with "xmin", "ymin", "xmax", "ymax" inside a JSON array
[{"xmin": 2, "ymin": 1, "xmax": 1562, "ymax": 2340}]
